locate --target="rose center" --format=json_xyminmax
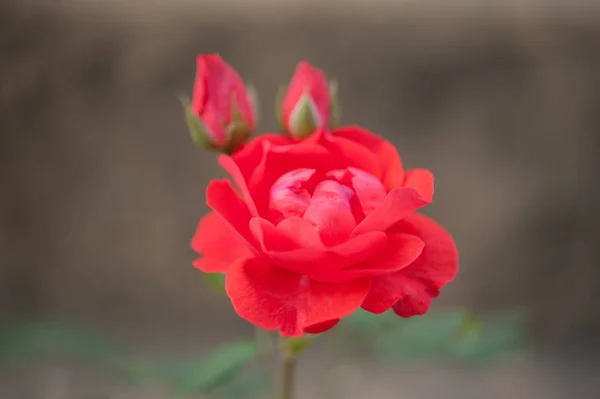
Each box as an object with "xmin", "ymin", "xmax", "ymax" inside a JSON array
[{"xmin": 268, "ymin": 167, "xmax": 387, "ymax": 235}]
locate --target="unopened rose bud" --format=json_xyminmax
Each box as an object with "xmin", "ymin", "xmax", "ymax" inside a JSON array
[
  {"xmin": 279, "ymin": 61, "xmax": 333, "ymax": 139},
  {"xmin": 183, "ymin": 54, "xmax": 256, "ymax": 154}
]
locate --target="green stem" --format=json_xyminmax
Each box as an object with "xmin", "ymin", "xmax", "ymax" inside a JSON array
[{"xmin": 279, "ymin": 347, "xmax": 297, "ymax": 399}]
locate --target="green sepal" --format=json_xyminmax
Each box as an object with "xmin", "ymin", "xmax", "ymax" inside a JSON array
[
  {"xmin": 179, "ymin": 96, "xmax": 216, "ymax": 151},
  {"xmin": 202, "ymin": 273, "xmax": 226, "ymax": 293},
  {"xmin": 283, "ymin": 336, "xmax": 314, "ymax": 358},
  {"xmin": 288, "ymin": 91, "xmax": 321, "ymax": 139},
  {"xmin": 223, "ymin": 92, "xmax": 253, "ymax": 155}
]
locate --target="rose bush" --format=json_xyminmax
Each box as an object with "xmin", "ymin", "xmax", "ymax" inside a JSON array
[{"xmin": 191, "ymin": 126, "xmax": 458, "ymax": 337}]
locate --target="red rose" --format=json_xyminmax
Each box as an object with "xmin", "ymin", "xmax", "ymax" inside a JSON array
[
  {"xmin": 188, "ymin": 54, "xmax": 255, "ymax": 151},
  {"xmin": 191, "ymin": 127, "xmax": 458, "ymax": 337},
  {"xmin": 280, "ymin": 62, "xmax": 332, "ymax": 138}
]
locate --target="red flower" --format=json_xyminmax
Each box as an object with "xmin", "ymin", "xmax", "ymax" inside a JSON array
[
  {"xmin": 188, "ymin": 54, "xmax": 255, "ymax": 151},
  {"xmin": 191, "ymin": 127, "xmax": 458, "ymax": 337},
  {"xmin": 281, "ymin": 62, "xmax": 331, "ymax": 138}
]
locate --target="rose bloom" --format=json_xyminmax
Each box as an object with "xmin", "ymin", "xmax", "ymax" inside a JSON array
[{"xmin": 191, "ymin": 127, "xmax": 458, "ymax": 337}]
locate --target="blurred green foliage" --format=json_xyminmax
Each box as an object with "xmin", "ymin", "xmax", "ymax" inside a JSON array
[
  {"xmin": 0, "ymin": 321, "xmax": 258, "ymax": 398},
  {"xmin": 0, "ymin": 306, "xmax": 531, "ymax": 398},
  {"xmin": 337, "ymin": 308, "xmax": 531, "ymax": 365},
  {"xmin": 0, "ymin": 321, "xmax": 124, "ymax": 371},
  {"xmin": 165, "ymin": 341, "xmax": 258, "ymax": 397}
]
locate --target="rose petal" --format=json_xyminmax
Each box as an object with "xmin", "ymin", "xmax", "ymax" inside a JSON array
[
  {"xmin": 232, "ymin": 133, "xmax": 293, "ymax": 177},
  {"xmin": 348, "ymin": 167, "xmax": 387, "ymax": 216},
  {"xmin": 329, "ymin": 234, "xmax": 424, "ymax": 283},
  {"xmin": 332, "ymin": 126, "xmax": 405, "ymax": 189},
  {"xmin": 250, "ymin": 217, "xmax": 386, "ymax": 278},
  {"xmin": 361, "ymin": 213, "xmax": 458, "ymax": 315},
  {"xmin": 393, "ymin": 290, "xmax": 439, "ymax": 318},
  {"xmin": 326, "ymin": 232, "xmax": 388, "ymax": 269},
  {"xmin": 277, "ymin": 232, "xmax": 387, "ymax": 278},
  {"xmin": 276, "ymin": 217, "xmax": 324, "ymax": 249},
  {"xmin": 219, "ymin": 155, "xmax": 259, "ymax": 216},
  {"xmin": 269, "ymin": 169, "xmax": 315, "ymax": 224},
  {"xmin": 403, "ymin": 169, "xmax": 434, "ymax": 203},
  {"xmin": 319, "ymin": 133, "xmax": 383, "ymax": 180},
  {"xmin": 248, "ymin": 134, "xmax": 331, "ymax": 216},
  {"xmin": 225, "ymin": 257, "xmax": 371, "ymax": 337},
  {"xmin": 250, "ymin": 217, "xmax": 297, "ymax": 252},
  {"xmin": 249, "ymin": 217, "xmax": 328, "ymax": 274},
  {"xmin": 304, "ymin": 319, "xmax": 340, "ymax": 334},
  {"xmin": 352, "ymin": 172, "xmax": 434, "ymax": 236},
  {"xmin": 191, "ymin": 212, "xmax": 254, "ymax": 273},
  {"xmin": 304, "ymin": 180, "xmax": 356, "ymax": 246},
  {"xmin": 206, "ymin": 179, "xmax": 258, "ymax": 250}
]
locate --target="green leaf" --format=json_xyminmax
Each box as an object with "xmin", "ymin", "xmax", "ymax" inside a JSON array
[{"xmin": 168, "ymin": 340, "xmax": 258, "ymax": 398}]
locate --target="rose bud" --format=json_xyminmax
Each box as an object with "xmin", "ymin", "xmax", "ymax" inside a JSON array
[
  {"xmin": 278, "ymin": 61, "xmax": 339, "ymax": 138},
  {"xmin": 182, "ymin": 54, "xmax": 257, "ymax": 154}
]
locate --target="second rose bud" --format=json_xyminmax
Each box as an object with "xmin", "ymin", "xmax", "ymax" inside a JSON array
[{"xmin": 278, "ymin": 62, "xmax": 340, "ymax": 139}]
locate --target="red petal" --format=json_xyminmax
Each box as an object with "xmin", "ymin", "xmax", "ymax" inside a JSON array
[
  {"xmin": 303, "ymin": 180, "xmax": 356, "ymax": 246},
  {"xmin": 325, "ymin": 232, "xmax": 388, "ymax": 269},
  {"xmin": 331, "ymin": 234, "xmax": 424, "ymax": 283},
  {"xmin": 248, "ymin": 135, "xmax": 330, "ymax": 216},
  {"xmin": 269, "ymin": 169, "xmax": 315, "ymax": 224},
  {"xmin": 348, "ymin": 167, "xmax": 387, "ymax": 216},
  {"xmin": 250, "ymin": 217, "xmax": 387, "ymax": 279},
  {"xmin": 361, "ymin": 213, "xmax": 458, "ymax": 315},
  {"xmin": 403, "ymin": 169, "xmax": 434, "ymax": 203},
  {"xmin": 276, "ymin": 217, "xmax": 324, "ymax": 249},
  {"xmin": 332, "ymin": 126, "xmax": 405, "ymax": 189},
  {"xmin": 219, "ymin": 155, "xmax": 259, "ymax": 216},
  {"xmin": 304, "ymin": 319, "xmax": 340, "ymax": 334},
  {"xmin": 232, "ymin": 134, "xmax": 293, "ymax": 179},
  {"xmin": 225, "ymin": 257, "xmax": 371, "ymax": 337},
  {"xmin": 250, "ymin": 217, "xmax": 297, "ymax": 252},
  {"xmin": 249, "ymin": 217, "xmax": 328, "ymax": 274},
  {"xmin": 319, "ymin": 133, "xmax": 383, "ymax": 181},
  {"xmin": 393, "ymin": 290, "xmax": 439, "ymax": 318},
  {"xmin": 206, "ymin": 179, "xmax": 258, "ymax": 250},
  {"xmin": 352, "ymin": 175, "xmax": 433, "ymax": 236},
  {"xmin": 191, "ymin": 212, "xmax": 253, "ymax": 273}
]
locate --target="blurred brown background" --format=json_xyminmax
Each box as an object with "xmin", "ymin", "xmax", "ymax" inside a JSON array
[{"xmin": 1, "ymin": 0, "xmax": 600, "ymax": 398}]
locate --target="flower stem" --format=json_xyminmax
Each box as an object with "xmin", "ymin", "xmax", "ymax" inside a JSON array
[{"xmin": 279, "ymin": 346, "xmax": 297, "ymax": 399}]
